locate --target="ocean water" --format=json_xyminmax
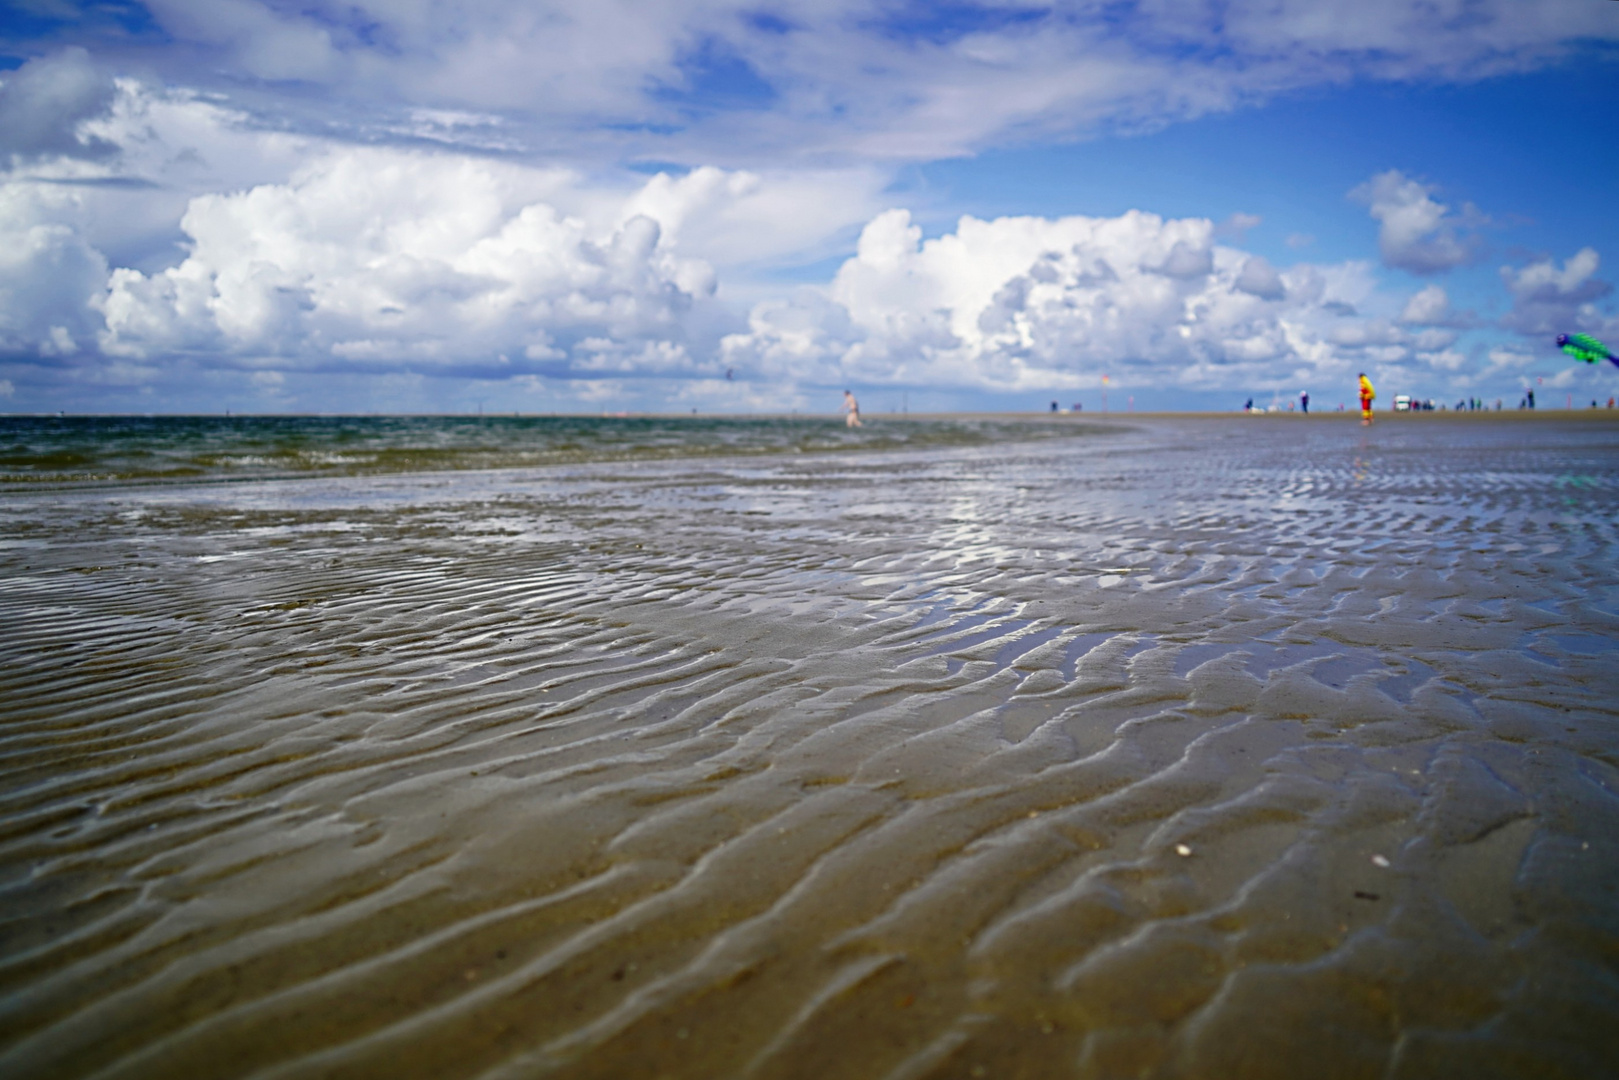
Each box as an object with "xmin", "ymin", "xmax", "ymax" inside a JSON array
[
  {"xmin": 2, "ymin": 413, "xmax": 1617, "ymax": 1079},
  {"xmin": 0, "ymin": 414, "xmax": 1095, "ymax": 488}
]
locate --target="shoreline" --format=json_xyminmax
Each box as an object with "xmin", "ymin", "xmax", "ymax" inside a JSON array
[
  {"xmin": 7, "ymin": 407, "xmax": 1619, "ymax": 421},
  {"xmin": 6, "ymin": 410, "xmax": 1617, "ymax": 495}
]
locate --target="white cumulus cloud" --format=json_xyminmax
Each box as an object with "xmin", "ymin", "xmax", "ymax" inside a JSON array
[
  {"xmin": 1499, "ymin": 247, "xmax": 1614, "ymax": 337},
  {"xmin": 93, "ymin": 149, "xmax": 725, "ymax": 378},
  {"xmin": 0, "ymin": 183, "xmax": 109, "ymax": 359},
  {"xmin": 1399, "ymin": 284, "xmax": 1451, "ymax": 325},
  {"xmin": 722, "ymin": 206, "xmax": 1397, "ymax": 393},
  {"xmin": 1350, "ymin": 169, "xmax": 1482, "ymax": 275},
  {"xmin": 1234, "ymin": 256, "xmax": 1285, "ymax": 300},
  {"xmin": 0, "ymin": 48, "xmax": 118, "ymax": 165}
]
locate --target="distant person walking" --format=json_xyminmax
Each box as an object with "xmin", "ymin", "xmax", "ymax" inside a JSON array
[
  {"xmin": 1300, "ymin": 391, "xmax": 1309, "ymax": 414},
  {"xmin": 1358, "ymin": 373, "xmax": 1375, "ymax": 426},
  {"xmin": 842, "ymin": 389, "xmax": 862, "ymax": 428}
]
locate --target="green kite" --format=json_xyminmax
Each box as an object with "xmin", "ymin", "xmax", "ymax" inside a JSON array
[{"xmin": 1558, "ymin": 333, "xmax": 1617, "ymax": 368}]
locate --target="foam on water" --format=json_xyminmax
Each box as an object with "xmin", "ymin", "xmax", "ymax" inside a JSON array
[{"xmin": 2, "ymin": 414, "xmax": 1617, "ymax": 1078}]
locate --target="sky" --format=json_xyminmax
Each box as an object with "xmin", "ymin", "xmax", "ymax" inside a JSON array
[{"xmin": 1, "ymin": 1, "xmax": 1616, "ymax": 415}]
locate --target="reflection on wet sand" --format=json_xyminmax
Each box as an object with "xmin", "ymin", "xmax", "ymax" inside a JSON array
[{"xmin": 2, "ymin": 415, "xmax": 1618, "ymax": 1079}]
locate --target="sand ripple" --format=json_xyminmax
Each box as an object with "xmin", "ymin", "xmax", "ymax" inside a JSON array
[{"xmin": 2, "ymin": 416, "xmax": 1618, "ymax": 1078}]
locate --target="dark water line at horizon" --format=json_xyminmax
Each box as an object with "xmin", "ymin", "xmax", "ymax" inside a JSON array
[{"xmin": 0, "ymin": 414, "xmax": 1120, "ymax": 490}]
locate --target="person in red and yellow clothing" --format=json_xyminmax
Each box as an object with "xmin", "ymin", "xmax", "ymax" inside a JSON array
[{"xmin": 1358, "ymin": 372, "xmax": 1375, "ymax": 426}]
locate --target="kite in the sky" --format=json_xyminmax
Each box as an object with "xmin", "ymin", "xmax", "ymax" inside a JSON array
[{"xmin": 1558, "ymin": 333, "xmax": 1618, "ymax": 368}]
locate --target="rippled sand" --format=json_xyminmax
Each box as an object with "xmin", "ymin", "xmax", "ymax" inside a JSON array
[{"xmin": 3, "ymin": 414, "xmax": 1618, "ymax": 1079}]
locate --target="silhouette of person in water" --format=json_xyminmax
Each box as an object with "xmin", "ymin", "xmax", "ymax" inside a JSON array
[
  {"xmin": 1358, "ymin": 373, "xmax": 1375, "ymax": 426},
  {"xmin": 842, "ymin": 390, "xmax": 862, "ymax": 428}
]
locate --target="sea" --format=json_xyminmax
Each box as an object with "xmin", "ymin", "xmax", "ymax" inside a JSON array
[{"xmin": 0, "ymin": 413, "xmax": 1092, "ymax": 488}]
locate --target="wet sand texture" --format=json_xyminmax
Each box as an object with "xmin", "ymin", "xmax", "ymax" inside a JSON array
[{"xmin": 2, "ymin": 416, "xmax": 1618, "ymax": 1079}]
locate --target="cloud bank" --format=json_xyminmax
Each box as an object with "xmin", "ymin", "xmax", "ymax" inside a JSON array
[
  {"xmin": 96, "ymin": 150, "xmax": 721, "ymax": 379},
  {"xmin": 2, "ymin": 129, "xmax": 1611, "ymax": 406},
  {"xmin": 720, "ymin": 207, "xmax": 1487, "ymax": 396},
  {"xmin": 1, "ymin": 4, "xmax": 1616, "ymax": 409}
]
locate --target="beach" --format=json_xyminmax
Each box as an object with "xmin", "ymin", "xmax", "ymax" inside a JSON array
[{"xmin": 3, "ymin": 412, "xmax": 1618, "ymax": 1079}]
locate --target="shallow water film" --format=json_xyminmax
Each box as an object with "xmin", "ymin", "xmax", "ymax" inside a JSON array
[{"xmin": 3, "ymin": 414, "xmax": 1618, "ymax": 1080}]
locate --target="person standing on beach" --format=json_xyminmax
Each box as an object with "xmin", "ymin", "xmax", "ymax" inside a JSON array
[
  {"xmin": 1358, "ymin": 373, "xmax": 1375, "ymax": 425},
  {"xmin": 842, "ymin": 390, "xmax": 862, "ymax": 427},
  {"xmin": 1301, "ymin": 391, "xmax": 1309, "ymax": 414}
]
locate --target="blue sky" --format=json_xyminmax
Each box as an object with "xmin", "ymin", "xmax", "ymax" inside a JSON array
[{"xmin": 1, "ymin": 1, "xmax": 1616, "ymax": 414}]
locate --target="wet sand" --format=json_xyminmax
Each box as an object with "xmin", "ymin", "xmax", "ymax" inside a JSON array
[{"xmin": 3, "ymin": 414, "xmax": 1618, "ymax": 1079}]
